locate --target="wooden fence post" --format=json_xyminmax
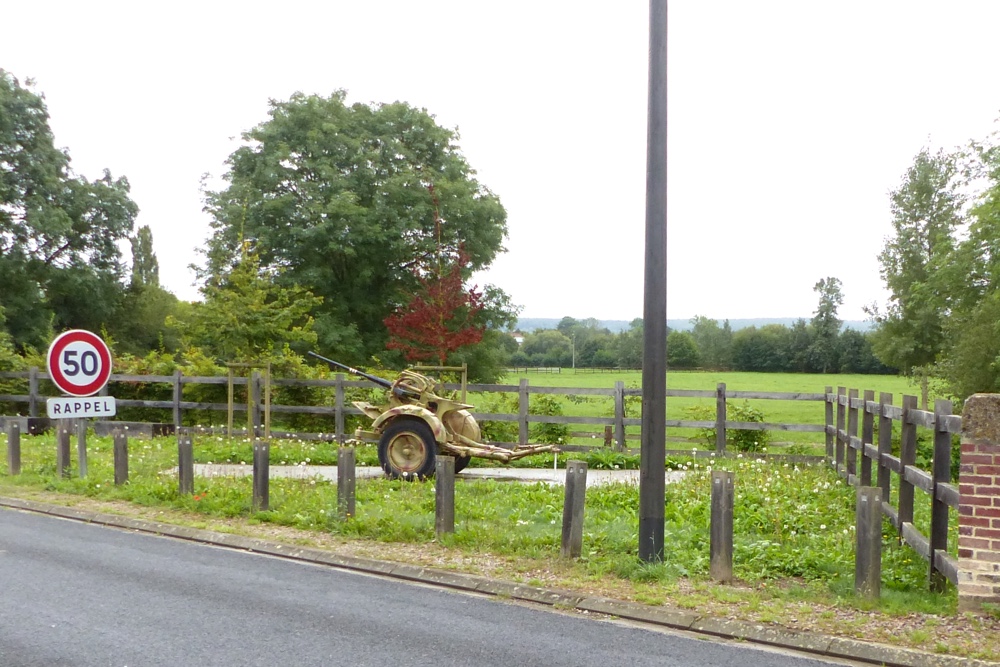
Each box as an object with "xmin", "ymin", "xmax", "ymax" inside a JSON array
[
  {"xmin": 561, "ymin": 460, "xmax": 588, "ymax": 558},
  {"xmin": 835, "ymin": 386, "xmax": 846, "ymax": 476},
  {"xmin": 877, "ymin": 392, "xmax": 893, "ymax": 504},
  {"xmin": 710, "ymin": 469, "xmax": 735, "ymax": 583},
  {"xmin": 846, "ymin": 388, "xmax": 859, "ymax": 484},
  {"xmin": 898, "ymin": 395, "xmax": 918, "ymax": 533},
  {"xmin": 603, "ymin": 424, "xmax": 613, "ymax": 448},
  {"xmin": 56, "ymin": 421, "xmax": 71, "ymax": 477},
  {"xmin": 614, "ymin": 381, "xmax": 625, "ymax": 452},
  {"xmin": 335, "ymin": 373, "xmax": 345, "ymax": 445},
  {"xmin": 825, "ymin": 385, "xmax": 834, "ymax": 460},
  {"xmin": 6, "ymin": 421, "xmax": 20, "ymax": 475},
  {"xmin": 113, "ymin": 430, "xmax": 129, "ymax": 485},
  {"xmin": 250, "ymin": 371, "xmax": 262, "ymax": 438},
  {"xmin": 338, "ymin": 446, "xmax": 356, "ymax": 519},
  {"xmin": 172, "ymin": 369, "xmax": 183, "ymax": 428},
  {"xmin": 518, "ymin": 378, "xmax": 529, "ymax": 447},
  {"xmin": 435, "ymin": 455, "xmax": 455, "ymax": 536},
  {"xmin": 76, "ymin": 419, "xmax": 88, "ymax": 478},
  {"xmin": 930, "ymin": 399, "xmax": 953, "ymax": 592},
  {"xmin": 178, "ymin": 435, "xmax": 194, "ymax": 494},
  {"xmin": 252, "ymin": 438, "xmax": 269, "ymax": 511},
  {"xmin": 715, "ymin": 383, "xmax": 727, "ymax": 454},
  {"xmin": 860, "ymin": 390, "xmax": 874, "ymax": 487},
  {"xmin": 28, "ymin": 366, "xmax": 39, "ymax": 418},
  {"xmin": 855, "ymin": 486, "xmax": 882, "ymax": 598}
]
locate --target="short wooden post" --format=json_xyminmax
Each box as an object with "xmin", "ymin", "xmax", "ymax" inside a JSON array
[
  {"xmin": 172, "ymin": 369, "xmax": 183, "ymax": 428},
  {"xmin": 338, "ymin": 446, "xmax": 356, "ymax": 519},
  {"xmin": 846, "ymin": 388, "xmax": 859, "ymax": 484},
  {"xmin": 6, "ymin": 421, "xmax": 21, "ymax": 475},
  {"xmin": 835, "ymin": 386, "xmax": 846, "ymax": 476},
  {"xmin": 334, "ymin": 373, "xmax": 345, "ymax": 445},
  {"xmin": 715, "ymin": 383, "xmax": 727, "ymax": 454},
  {"xmin": 113, "ymin": 430, "xmax": 129, "ymax": 485},
  {"xmin": 252, "ymin": 438, "xmax": 269, "ymax": 511},
  {"xmin": 898, "ymin": 395, "xmax": 918, "ymax": 530},
  {"xmin": 929, "ymin": 399, "xmax": 953, "ymax": 592},
  {"xmin": 518, "ymin": 378, "xmax": 529, "ymax": 447},
  {"xmin": 28, "ymin": 366, "xmax": 39, "ymax": 418},
  {"xmin": 877, "ymin": 392, "xmax": 893, "ymax": 502},
  {"xmin": 614, "ymin": 381, "xmax": 625, "ymax": 452},
  {"xmin": 860, "ymin": 390, "xmax": 874, "ymax": 487},
  {"xmin": 710, "ymin": 470, "xmax": 735, "ymax": 583},
  {"xmin": 604, "ymin": 424, "xmax": 613, "ymax": 447},
  {"xmin": 76, "ymin": 419, "xmax": 88, "ymax": 478},
  {"xmin": 435, "ymin": 455, "xmax": 455, "ymax": 536},
  {"xmin": 561, "ymin": 460, "xmax": 588, "ymax": 558},
  {"xmin": 250, "ymin": 372, "xmax": 262, "ymax": 438},
  {"xmin": 56, "ymin": 422, "xmax": 71, "ymax": 477},
  {"xmin": 178, "ymin": 435, "xmax": 194, "ymax": 494},
  {"xmin": 824, "ymin": 385, "xmax": 834, "ymax": 460},
  {"xmin": 855, "ymin": 486, "xmax": 882, "ymax": 598}
]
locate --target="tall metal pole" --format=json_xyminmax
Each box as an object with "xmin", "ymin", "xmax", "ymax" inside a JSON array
[{"xmin": 639, "ymin": 0, "xmax": 668, "ymax": 562}]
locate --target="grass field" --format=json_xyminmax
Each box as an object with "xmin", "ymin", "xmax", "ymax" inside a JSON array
[{"xmin": 483, "ymin": 370, "xmax": 933, "ymax": 454}]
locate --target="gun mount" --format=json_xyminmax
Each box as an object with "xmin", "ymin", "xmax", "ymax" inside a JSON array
[{"xmin": 308, "ymin": 351, "xmax": 558, "ymax": 479}]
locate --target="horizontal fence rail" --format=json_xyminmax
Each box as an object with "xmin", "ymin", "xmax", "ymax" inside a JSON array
[
  {"xmin": 0, "ymin": 369, "xmax": 825, "ymax": 457},
  {"xmin": 826, "ymin": 386, "xmax": 958, "ymax": 592}
]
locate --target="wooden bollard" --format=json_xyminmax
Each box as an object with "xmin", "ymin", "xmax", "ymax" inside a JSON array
[
  {"xmin": 710, "ymin": 470, "xmax": 735, "ymax": 583},
  {"xmin": 252, "ymin": 439, "xmax": 269, "ymax": 511},
  {"xmin": 561, "ymin": 460, "xmax": 588, "ymax": 558},
  {"xmin": 6, "ymin": 421, "xmax": 20, "ymax": 475},
  {"xmin": 178, "ymin": 435, "xmax": 194, "ymax": 494},
  {"xmin": 76, "ymin": 419, "xmax": 88, "ymax": 478},
  {"xmin": 113, "ymin": 430, "xmax": 129, "ymax": 485},
  {"xmin": 855, "ymin": 486, "xmax": 882, "ymax": 598},
  {"xmin": 56, "ymin": 422, "xmax": 71, "ymax": 477},
  {"xmin": 337, "ymin": 446, "xmax": 356, "ymax": 519},
  {"xmin": 435, "ymin": 455, "xmax": 455, "ymax": 535}
]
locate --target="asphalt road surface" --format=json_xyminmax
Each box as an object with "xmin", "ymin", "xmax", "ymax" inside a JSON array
[{"xmin": 1, "ymin": 507, "xmax": 845, "ymax": 667}]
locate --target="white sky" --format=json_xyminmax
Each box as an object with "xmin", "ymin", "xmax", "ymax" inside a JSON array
[{"xmin": 3, "ymin": 1, "xmax": 999, "ymax": 322}]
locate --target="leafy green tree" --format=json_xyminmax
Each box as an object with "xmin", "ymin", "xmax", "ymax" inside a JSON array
[
  {"xmin": 809, "ymin": 277, "xmax": 843, "ymax": 373},
  {"xmin": 667, "ymin": 330, "xmax": 700, "ymax": 369},
  {"xmin": 521, "ymin": 329, "xmax": 572, "ymax": 367},
  {"xmin": 786, "ymin": 318, "xmax": 816, "ymax": 373},
  {"xmin": 869, "ymin": 148, "xmax": 961, "ymax": 392},
  {"xmin": 130, "ymin": 224, "xmax": 160, "ymax": 288},
  {"xmin": 0, "ymin": 70, "xmax": 138, "ymax": 349},
  {"xmin": 203, "ymin": 91, "xmax": 511, "ymax": 363},
  {"xmin": 173, "ymin": 249, "xmax": 322, "ymax": 363},
  {"xmin": 731, "ymin": 325, "xmax": 790, "ymax": 372},
  {"xmin": 615, "ymin": 318, "xmax": 644, "ymax": 369},
  {"xmin": 689, "ymin": 316, "xmax": 732, "ymax": 370}
]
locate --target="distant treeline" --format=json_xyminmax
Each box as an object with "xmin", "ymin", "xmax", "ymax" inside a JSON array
[{"xmin": 512, "ymin": 316, "xmax": 892, "ymax": 374}]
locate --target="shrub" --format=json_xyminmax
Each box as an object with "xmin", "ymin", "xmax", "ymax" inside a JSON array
[{"xmin": 685, "ymin": 400, "xmax": 770, "ymax": 453}]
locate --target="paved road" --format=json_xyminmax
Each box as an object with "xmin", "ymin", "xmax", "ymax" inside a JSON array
[{"xmin": 1, "ymin": 508, "xmax": 842, "ymax": 667}]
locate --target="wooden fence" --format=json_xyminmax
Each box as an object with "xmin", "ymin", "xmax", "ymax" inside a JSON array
[
  {"xmin": 0, "ymin": 368, "xmax": 826, "ymax": 456},
  {"xmin": 825, "ymin": 386, "xmax": 959, "ymax": 592}
]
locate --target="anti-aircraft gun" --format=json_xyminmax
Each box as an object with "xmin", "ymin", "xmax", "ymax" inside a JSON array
[{"xmin": 308, "ymin": 352, "xmax": 558, "ymax": 479}]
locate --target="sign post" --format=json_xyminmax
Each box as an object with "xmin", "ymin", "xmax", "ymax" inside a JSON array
[{"xmin": 46, "ymin": 330, "xmax": 116, "ymax": 419}]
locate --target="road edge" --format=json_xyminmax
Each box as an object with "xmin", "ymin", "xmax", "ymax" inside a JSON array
[{"xmin": 0, "ymin": 495, "xmax": 991, "ymax": 667}]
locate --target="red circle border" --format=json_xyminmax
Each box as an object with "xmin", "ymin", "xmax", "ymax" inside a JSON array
[{"xmin": 46, "ymin": 330, "xmax": 113, "ymax": 397}]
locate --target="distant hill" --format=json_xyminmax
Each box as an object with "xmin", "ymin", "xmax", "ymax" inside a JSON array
[{"xmin": 515, "ymin": 317, "xmax": 872, "ymax": 333}]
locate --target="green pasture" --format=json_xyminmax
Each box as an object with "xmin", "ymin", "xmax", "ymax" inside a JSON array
[{"xmin": 480, "ymin": 370, "xmax": 933, "ymax": 454}]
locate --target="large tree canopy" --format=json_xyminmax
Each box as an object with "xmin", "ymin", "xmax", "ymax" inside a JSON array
[
  {"xmin": 0, "ymin": 70, "xmax": 138, "ymax": 349},
  {"xmin": 203, "ymin": 91, "xmax": 510, "ymax": 363}
]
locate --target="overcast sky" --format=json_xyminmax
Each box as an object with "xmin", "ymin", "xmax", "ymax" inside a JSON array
[{"xmin": 3, "ymin": 1, "xmax": 999, "ymax": 322}]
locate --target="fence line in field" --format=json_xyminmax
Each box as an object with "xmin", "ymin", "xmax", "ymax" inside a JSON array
[
  {"xmin": 0, "ymin": 368, "xmax": 826, "ymax": 456},
  {"xmin": 825, "ymin": 386, "xmax": 959, "ymax": 591}
]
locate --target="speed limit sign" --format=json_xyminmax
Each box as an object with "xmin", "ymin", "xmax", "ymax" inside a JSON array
[{"xmin": 46, "ymin": 329, "xmax": 113, "ymax": 397}]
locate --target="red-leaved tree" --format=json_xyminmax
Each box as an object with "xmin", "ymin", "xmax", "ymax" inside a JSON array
[{"xmin": 384, "ymin": 248, "xmax": 485, "ymax": 365}]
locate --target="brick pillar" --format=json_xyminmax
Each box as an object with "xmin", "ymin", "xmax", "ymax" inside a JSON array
[{"xmin": 958, "ymin": 394, "xmax": 1000, "ymax": 611}]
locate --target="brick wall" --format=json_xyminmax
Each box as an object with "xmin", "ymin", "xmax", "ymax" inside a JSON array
[{"xmin": 959, "ymin": 394, "xmax": 1000, "ymax": 611}]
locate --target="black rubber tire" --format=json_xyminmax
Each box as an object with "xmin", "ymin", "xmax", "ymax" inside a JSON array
[
  {"xmin": 453, "ymin": 455, "xmax": 472, "ymax": 474},
  {"xmin": 378, "ymin": 419, "xmax": 437, "ymax": 480}
]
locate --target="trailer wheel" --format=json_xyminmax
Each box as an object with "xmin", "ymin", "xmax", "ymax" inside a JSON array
[
  {"xmin": 379, "ymin": 419, "xmax": 437, "ymax": 480},
  {"xmin": 453, "ymin": 455, "xmax": 471, "ymax": 473}
]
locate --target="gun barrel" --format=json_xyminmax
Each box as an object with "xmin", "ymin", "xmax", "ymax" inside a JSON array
[{"xmin": 306, "ymin": 352, "xmax": 393, "ymax": 390}]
